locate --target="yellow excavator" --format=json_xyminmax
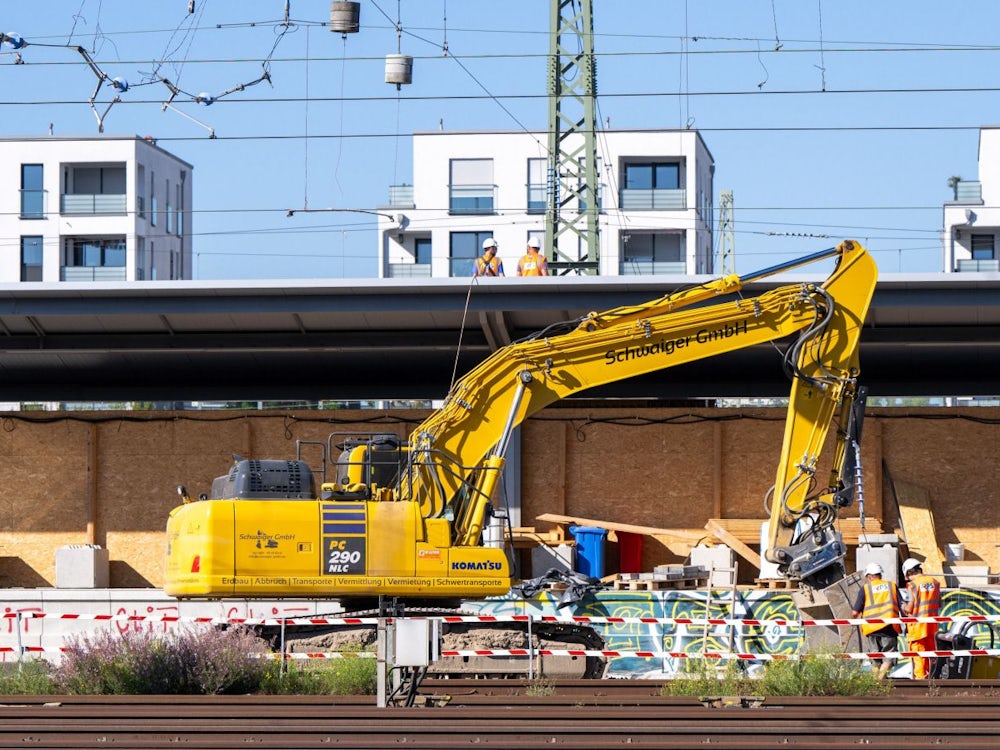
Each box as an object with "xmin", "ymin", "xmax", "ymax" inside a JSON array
[{"xmin": 165, "ymin": 240, "xmax": 877, "ymax": 602}]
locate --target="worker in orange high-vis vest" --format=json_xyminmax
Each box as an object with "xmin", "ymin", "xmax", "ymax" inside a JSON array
[
  {"xmin": 901, "ymin": 557, "xmax": 942, "ymax": 680},
  {"xmin": 850, "ymin": 562, "xmax": 901, "ymax": 679},
  {"xmin": 474, "ymin": 238, "xmax": 505, "ymax": 277},
  {"xmin": 517, "ymin": 236, "xmax": 548, "ymax": 277}
]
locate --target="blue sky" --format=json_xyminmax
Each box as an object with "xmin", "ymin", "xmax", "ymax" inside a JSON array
[{"xmin": 1, "ymin": 1, "xmax": 997, "ymax": 279}]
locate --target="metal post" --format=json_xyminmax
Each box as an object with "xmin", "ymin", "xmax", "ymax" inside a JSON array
[
  {"xmin": 279, "ymin": 618, "xmax": 287, "ymax": 677},
  {"xmin": 376, "ymin": 615, "xmax": 388, "ymax": 707},
  {"xmin": 15, "ymin": 613, "xmax": 23, "ymax": 671},
  {"xmin": 527, "ymin": 611, "xmax": 534, "ymax": 680}
]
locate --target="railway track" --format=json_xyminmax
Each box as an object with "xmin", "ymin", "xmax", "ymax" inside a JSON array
[{"xmin": 0, "ymin": 681, "xmax": 996, "ymax": 748}]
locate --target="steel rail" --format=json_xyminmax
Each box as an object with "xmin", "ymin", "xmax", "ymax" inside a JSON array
[{"xmin": 0, "ymin": 687, "xmax": 997, "ymax": 749}]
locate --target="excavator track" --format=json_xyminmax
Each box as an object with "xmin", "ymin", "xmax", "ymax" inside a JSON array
[{"xmin": 266, "ymin": 605, "xmax": 607, "ymax": 679}]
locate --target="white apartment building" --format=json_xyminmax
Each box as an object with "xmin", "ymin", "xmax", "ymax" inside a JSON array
[
  {"xmin": 377, "ymin": 129, "xmax": 714, "ymax": 278},
  {"xmin": 0, "ymin": 136, "xmax": 193, "ymax": 282},
  {"xmin": 943, "ymin": 126, "xmax": 1000, "ymax": 273}
]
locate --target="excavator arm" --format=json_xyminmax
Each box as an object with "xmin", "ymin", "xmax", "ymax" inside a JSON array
[{"xmin": 401, "ymin": 241, "xmax": 877, "ymax": 582}]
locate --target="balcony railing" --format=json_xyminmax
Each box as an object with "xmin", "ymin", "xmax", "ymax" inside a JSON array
[
  {"xmin": 526, "ymin": 183, "xmax": 547, "ymax": 213},
  {"xmin": 387, "ymin": 185, "xmax": 414, "ymax": 208},
  {"xmin": 620, "ymin": 260, "xmax": 687, "ymax": 275},
  {"xmin": 61, "ymin": 193, "xmax": 128, "ymax": 215},
  {"xmin": 387, "ymin": 263, "xmax": 432, "ymax": 278},
  {"xmin": 956, "ymin": 258, "xmax": 999, "ymax": 272},
  {"xmin": 954, "ymin": 181, "xmax": 983, "ymax": 202},
  {"xmin": 620, "ymin": 188, "xmax": 686, "ymax": 210},
  {"xmin": 60, "ymin": 266, "xmax": 128, "ymax": 281},
  {"xmin": 20, "ymin": 189, "xmax": 47, "ymax": 219},
  {"xmin": 449, "ymin": 185, "xmax": 496, "ymax": 214}
]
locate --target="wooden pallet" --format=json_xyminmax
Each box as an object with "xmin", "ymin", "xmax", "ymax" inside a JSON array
[
  {"xmin": 612, "ymin": 576, "xmax": 708, "ymax": 591},
  {"xmin": 754, "ymin": 577, "xmax": 798, "ymax": 590}
]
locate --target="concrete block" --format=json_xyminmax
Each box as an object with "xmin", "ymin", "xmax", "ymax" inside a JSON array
[
  {"xmin": 856, "ymin": 542, "xmax": 900, "ymax": 585},
  {"xmin": 531, "ymin": 544, "xmax": 574, "ymax": 576},
  {"xmin": 55, "ymin": 545, "xmax": 109, "ymax": 589},
  {"xmin": 943, "ymin": 563, "xmax": 990, "ymax": 588},
  {"xmin": 857, "ymin": 534, "xmax": 899, "ymax": 546},
  {"xmin": 690, "ymin": 545, "xmax": 735, "ymax": 586},
  {"xmin": 758, "ymin": 522, "xmax": 781, "ymax": 579}
]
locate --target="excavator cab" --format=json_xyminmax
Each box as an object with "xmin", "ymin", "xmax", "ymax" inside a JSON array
[{"xmin": 324, "ymin": 433, "xmax": 407, "ymax": 500}]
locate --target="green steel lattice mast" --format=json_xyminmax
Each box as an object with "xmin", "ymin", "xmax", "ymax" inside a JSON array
[{"xmin": 544, "ymin": 0, "xmax": 600, "ymax": 275}]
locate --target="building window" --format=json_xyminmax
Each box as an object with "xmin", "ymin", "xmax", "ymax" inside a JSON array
[
  {"xmin": 20, "ymin": 236, "xmax": 43, "ymax": 281},
  {"xmin": 20, "ymin": 164, "xmax": 44, "ymax": 219},
  {"xmin": 150, "ymin": 171, "xmax": 157, "ymax": 227},
  {"xmin": 625, "ymin": 162, "xmax": 680, "ymax": 190},
  {"xmin": 66, "ymin": 238, "xmax": 126, "ymax": 268},
  {"xmin": 136, "ymin": 237, "xmax": 146, "ymax": 280},
  {"xmin": 620, "ymin": 161, "xmax": 685, "ymax": 210},
  {"xmin": 449, "ymin": 159, "xmax": 495, "ymax": 214},
  {"xmin": 415, "ymin": 237, "xmax": 431, "ymax": 265},
  {"xmin": 971, "ymin": 234, "xmax": 995, "ymax": 260},
  {"xmin": 621, "ymin": 232, "xmax": 685, "ymax": 275},
  {"xmin": 527, "ymin": 158, "xmax": 547, "ymax": 213},
  {"xmin": 166, "ymin": 179, "xmax": 172, "ymax": 234},
  {"xmin": 449, "ymin": 231, "xmax": 492, "ymax": 277},
  {"xmin": 136, "ymin": 164, "xmax": 146, "ymax": 218},
  {"xmin": 175, "ymin": 182, "xmax": 182, "ymax": 235},
  {"xmin": 71, "ymin": 166, "xmax": 126, "ymax": 195}
]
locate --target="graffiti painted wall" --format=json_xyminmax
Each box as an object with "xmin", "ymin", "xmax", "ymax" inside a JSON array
[{"xmin": 467, "ymin": 587, "xmax": 1000, "ymax": 678}]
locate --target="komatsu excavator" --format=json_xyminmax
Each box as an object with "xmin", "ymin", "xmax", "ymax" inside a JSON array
[{"xmin": 165, "ymin": 240, "xmax": 877, "ymax": 607}]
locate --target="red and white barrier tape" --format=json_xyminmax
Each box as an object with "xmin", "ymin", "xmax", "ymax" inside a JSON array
[
  {"xmin": 10, "ymin": 644, "xmax": 1000, "ymax": 661},
  {"xmin": 2, "ymin": 611, "xmax": 997, "ymax": 628},
  {"xmin": 435, "ymin": 647, "xmax": 1000, "ymax": 661}
]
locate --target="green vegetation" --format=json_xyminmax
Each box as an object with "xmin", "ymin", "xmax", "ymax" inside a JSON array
[
  {"xmin": 0, "ymin": 627, "xmax": 376, "ymax": 696},
  {"xmin": 261, "ymin": 658, "xmax": 377, "ymax": 695},
  {"xmin": 662, "ymin": 654, "xmax": 891, "ymax": 698},
  {"xmin": 523, "ymin": 677, "xmax": 557, "ymax": 697}
]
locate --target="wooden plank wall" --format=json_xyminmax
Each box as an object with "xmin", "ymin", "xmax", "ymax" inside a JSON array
[{"xmin": 0, "ymin": 406, "xmax": 994, "ymax": 587}]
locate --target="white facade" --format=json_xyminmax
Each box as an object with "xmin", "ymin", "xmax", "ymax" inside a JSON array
[
  {"xmin": 943, "ymin": 127, "xmax": 1000, "ymax": 273},
  {"xmin": 0, "ymin": 136, "xmax": 193, "ymax": 282},
  {"xmin": 377, "ymin": 129, "xmax": 714, "ymax": 278}
]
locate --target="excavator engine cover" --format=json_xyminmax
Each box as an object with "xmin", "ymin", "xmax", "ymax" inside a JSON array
[{"xmin": 211, "ymin": 459, "xmax": 315, "ymax": 500}]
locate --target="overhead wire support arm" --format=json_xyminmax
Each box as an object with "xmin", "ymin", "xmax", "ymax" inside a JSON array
[{"xmin": 75, "ymin": 46, "xmax": 129, "ymax": 133}]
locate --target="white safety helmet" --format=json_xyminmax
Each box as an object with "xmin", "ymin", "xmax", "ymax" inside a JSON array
[
  {"xmin": 483, "ymin": 238, "xmax": 498, "ymax": 250},
  {"xmin": 901, "ymin": 557, "xmax": 922, "ymax": 575},
  {"xmin": 527, "ymin": 236, "xmax": 541, "ymax": 248},
  {"xmin": 864, "ymin": 562, "xmax": 883, "ymax": 576}
]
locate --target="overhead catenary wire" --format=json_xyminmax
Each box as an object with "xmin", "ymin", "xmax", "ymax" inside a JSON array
[{"xmin": 4, "ymin": 6, "xmax": 990, "ymax": 280}]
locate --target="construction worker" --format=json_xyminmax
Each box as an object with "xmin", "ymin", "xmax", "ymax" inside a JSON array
[
  {"xmin": 850, "ymin": 562, "xmax": 901, "ymax": 679},
  {"xmin": 474, "ymin": 238, "xmax": 504, "ymax": 277},
  {"xmin": 901, "ymin": 557, "xmax": 941, "ymax": 679},
  {"xmin": 517, "ymin": 236, "xmax": 548, "ymax": 277}
]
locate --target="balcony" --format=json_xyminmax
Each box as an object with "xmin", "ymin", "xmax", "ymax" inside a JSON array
[
  {"xmin": 60, "ymin": 266, "xmax": 128, "ymax": 282},
  {"xmin": 954, "ymin": 181, "xmax": 983, "ymax": 203},
  {"xmin": 956, "ymin": 258, "xmax": 999, "ymax": 272},
  {"xmin": 387, "ymin": 263, "xmax": 432, "ymax": 278},
  {"xmin": 449, "ymin": 185, "xmax": 496, "ymax": 215},
  {"xmin": 620, "ymin": 188, "xmax": 686, "ymax": 210},
  {"xmin": 621, "ymin": 260, "xmax": 687, "ymax": 275},
  {"xmin": 386, "ymin": 185, "xmax": 414, "ymax": 208},
  {"xmin": 61, "ymin": 193, "xmax": 128, "ymax": 216}
]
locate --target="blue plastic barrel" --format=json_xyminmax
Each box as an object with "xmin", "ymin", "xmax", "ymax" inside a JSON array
[{"xmin": 569, "ymin": 525, "xmax": 607, "ymax": 578}]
